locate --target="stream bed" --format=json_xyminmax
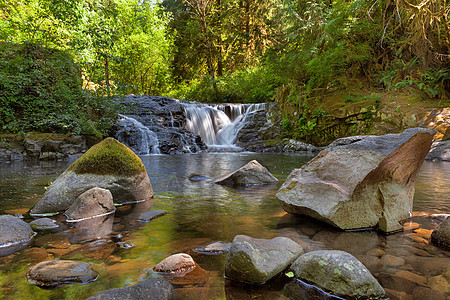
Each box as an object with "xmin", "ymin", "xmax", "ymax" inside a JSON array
[{"xmin": 0, "ymin": 153, "xmax": 448, "ymax": 299}]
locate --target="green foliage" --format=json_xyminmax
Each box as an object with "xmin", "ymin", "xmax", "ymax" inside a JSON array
[{"xmin": 68, "ymin": 137, "xmax": 145, "ymax": 176}]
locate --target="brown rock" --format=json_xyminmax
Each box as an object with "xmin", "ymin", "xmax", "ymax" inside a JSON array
[
  {"xmin": 394, "ymin": 270, "xmax": 427, "ymax": 285},
  {"xmin": 381, "ymin": 254, "xmax": 405, "ymax": 268},
  {"xmin": 413, "ymin": 286, "xmax": 446, "ymax": 300},
  {"xmin": 385, "ymin": 289, "xmax": 414, "ymax": 300},
  {"xmin": 34, "ymin": 233, "xmax": 71, "ymax": 249},
  {"xmin": 367, "ymin": 248, "xmax": 385, "ymax": 257},
  {"xmin": 428, "ymin": 275, "xmax": 449, "ymax": 293},
  {"xmin": 65, "ymin": 187, "xmax": 115, "ymax": 222},
  {"xmin": 277, "ymin": 128, "xmax": 435, "ymax": 233},
  {"xmin": 154, "ymin": 253, "xmax": 196, "ymax": 275}
]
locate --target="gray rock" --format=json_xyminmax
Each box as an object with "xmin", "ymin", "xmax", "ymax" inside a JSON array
[
  {"xmin": 212, "ymin": 160, "xmax": 278, "ymax": 187},
  {"xmin": 426, "ymin": 140, "xmax": 450, "ymax": 161},
  {"xmin": 0, "ymin": 215, "xmax": 35, "ymax": 256},
  {"xmin": 225, "ymin": 235, "xmax": 303, "ymax": 284},
  {"xmin": 291, "ymin": 250, "xmax": 386, "ymax": 299},
  {"xmin": 27, "ymin": 260, "xmax": 98, "ymax": 287},
  {"xmin": 154, "ymin": 253, "xmax": 196, "ymax": 275},
  {"xmin": 87, "ymin": 278, "xmax": 174, "ymax": 300},
  {"xmin": 282, "ymin": 280, "xmax": 346, "ymax": 300},
  {"xmin": 277, "ymin": 128, "xmax": 435, "ymax": 232},
  {"xmin": 431, "ymin": 217, "xmax": 450, "ymax": 248},
  {"xmin": 65, "ymin": 187, "xmax": 115, "ymax": 222},
  {"xmin": 29, "ymin": 218, "xmax": 59, "ymax": 231},
  {"xmin": 30, "ymin": 171, "xmax": 152, "ymax": 216},
  {"xmin": 194, "ymin": 241, "xmax": 231, "ymax": 255},
  {"xmin": 138, "ymin": 210, "xmax": 167, "ymax": 223}
]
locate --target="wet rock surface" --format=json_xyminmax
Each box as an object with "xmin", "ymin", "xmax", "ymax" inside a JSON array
[
  {"xmin": 225, "ymin": 235, "xmax": 303, "ymax": 284},
  {"xmin": 0, "ymin": 215, "xmax": 35, "ymax": 256},
  {"xmin": 138, "ymin": 210, "xmax": 167, "ymax": 223},
  {"xmin": 65, "ymin": 187, "xmax": 115, "ymax": 221},
  {"xmin": 291, "ymin": 250, "xmax": 386, "ymax": 299},
  {"xmin": 27, "ymin": 260, "xmax": 98, "ymax": 287},
  {"xmin": 114, "ymin": 95, "xmax": 206, "ymax": 154},
  {"xmin": 277, "ymin": 128, "xmax": 435, "ymax": 232},
  {"xmin": 194, "ymin": 241, "xmax": 231, "ymax": 255},
  {"xmin": 431, "ymin": 217, "xmax": 450, "ymax": 248},
  {"xmin": 212, "ymin": 160, "xmax": 278, "ymax": 187},
  {"xmin": 29, "ymin": 218, "xmax": 59, "ymax": 231},
  {"xmin": 87, "ymin": 278, "xmax": 174, "ymax": 300},
  {"xmin": 426, "ymin": 140, "xmax": 450, "ymax": 161},
  {"xmin": 154, "ymin": 253, "xmax": 196, "ymax": 275}
]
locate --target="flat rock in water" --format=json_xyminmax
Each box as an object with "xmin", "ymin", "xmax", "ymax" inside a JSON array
[
  {"xmin": 212, "ymin": 160, "xmax": 278, "ymax": 187},
  {"xmin": 194, "ymin": 241, "xmax": 231, "ymax": 255},
  {"xmin": 154, "ymin": 253, "xmax": 196, "ymax": 276},
  {"xmin": 87, "ymin": 278, "xmax": 174, "ymax": 300},
  {"xmin": 431, "ymin": 217, "xmax": 450, "ymax": 248},
  {"xmin": 291, "ymin": 250, "xmax": 386, "ymax": 299},
  {"xmin": 65, "ymin": 187, "xmax": 115, "ymax": 222},
  {"xmin": 27, "ymin": 260, "xmax": 98, "ymax": 288},
  {"xmin": 225, "ymin": 235, "xmax": 303, "ymax": 284},
  {"xmin": 29, "ymin": 218, "xmax": 59, "ymax": 231},
  {"xmin": 30, "ymin": 138, "xmax": 153, "ymax": 217},
  {"xmin": 138, "ymin": 210, "xmax": 167, "ymax": 223},
  {"xmin": 277, "ymin": 128, "xmax": 435, "ymax": 233},
  {"xmin": 0, "ymin": 215, "xmax": 35, "ymax": 256}
]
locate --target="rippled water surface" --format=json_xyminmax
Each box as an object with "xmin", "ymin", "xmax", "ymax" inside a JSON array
[{"xmin": 0, "ymin": 154, "xmax": 448, "ymax": 299}]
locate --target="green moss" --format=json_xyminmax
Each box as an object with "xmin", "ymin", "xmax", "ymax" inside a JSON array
[{"xmin": 67, "ymin": 138, "xmax": 146, "ymax": 176}]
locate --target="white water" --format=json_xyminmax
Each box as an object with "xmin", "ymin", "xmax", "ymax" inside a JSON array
[
  {"xmin": 116, "ymin": 114, "xmax": 160, "ymax": 155},
  {"xmin": 184, "ymin": 103, "xmax": 266, "ymax": 150}
]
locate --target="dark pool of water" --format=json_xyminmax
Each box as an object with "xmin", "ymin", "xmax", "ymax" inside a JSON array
[{"xmin": 0, "ymin": 154, "xmax": 448, "ymax": 299}]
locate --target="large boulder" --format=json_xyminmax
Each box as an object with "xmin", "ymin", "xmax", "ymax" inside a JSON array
[
  {"xmin": 27, "ymin": 260, "xmax": 98, "ymax": 288},
  {"xmin": 291, "ymin": 250, "xmax": 386, "ymax": 299},
  {"xmin": 431, "ymin": 217, "xmax": 450, "ymax": 248},
  {"xmin": 65, "ymin": 187, "xmax": 115, "ymax": 222},
  {"xmin": 0, "ymin": 215, "xmax": 35, "ymax": 256},
  {"xmin": 87, "ymin": 278, "xmax": 174, "ymax": 300},
  {"xmin": 212, "ymin": 160, "xmax": 278, "ymax": 187},
  {"xmin": 276, "ymin": 128, "xmax": 435, "ymax": 233},
  {"xmin": 30, "ymin": 138, "xmax": 153, "ymax": 217},
  {"xmin": 224, "ymin": 235, "xmax": 303, "ymax": 284}
]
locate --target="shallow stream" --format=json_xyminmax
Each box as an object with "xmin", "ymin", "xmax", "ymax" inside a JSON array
[{"xmin": 0, "ymin": 153, "xmax": 448, "ymax": 299}]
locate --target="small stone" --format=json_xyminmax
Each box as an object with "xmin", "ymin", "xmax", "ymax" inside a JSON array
[
  {"xmin": 405, "ymin": 233, "xmax": 428, "ymax": 244},
  {"xmin": 413, "ymin": 286, "xmax": 446, "ymax": 300},
  {"xmin": 34, "ymin": 233, "xmax": 71, "ymax": 249},
  {"xmin": 137, "ymin": 210, "xmax": 167, "ymax": 223},
  {"xmin": 380, "ymin": 254, "xmax": 405, "ymax": 268},
  {"xmin": 27, "ymin": 260, "xmax": 98, "ymax": 288},
  {"xmin": 431, "ymin": 217, "xmax": 450, "ymax": 248},
  {"xmin": 367, "ymin": 248, "xmax": 385, "ymax": 257},
  {"xmin": 194, "ymin": 241, "xmax": 231, "ymax": 255},
  {"xmin": 385, "ymin": 288, "xmax": 414, "ymax": 300},
  {"xmin": 413, "ymin": 228, "xmax": 433, "ymax": 239},
  {"xmin": 65, "ymin": 187, "xmax": 115, "ymax": 222},
  {"xmin": 402, "ymin": 222, "xmax": 420, "ymax": 231},
  {"xmin": 212, "ymin": 160, "xmax": 278, "ymax": 187},
  {"xmin": 29, "ymin": 218, "xmax": 59, "ymax": 231},
  {"xmin": 154, "ymin": 253, "xmax": 196, "ymax": 275},
  {"xmin": 428, "ymin": 275, "xmax": 449, "ymax": 293},
  {"xmin": 0, "ymin": 215, "xmax": 35, "ymax": 256},
  {"xmin": 394, "ymin": 270, "xmax": 427, "ymax": 285}
]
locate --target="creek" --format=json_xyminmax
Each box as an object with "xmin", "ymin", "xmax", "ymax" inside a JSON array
[{"xmin": 0, "ymin": 153, "xmax": 448, "ymax": 299}]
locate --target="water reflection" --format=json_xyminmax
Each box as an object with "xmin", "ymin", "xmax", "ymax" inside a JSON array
[{"xmin": 0, "ymin": 155, "xmax": 447, "ymax": 299}]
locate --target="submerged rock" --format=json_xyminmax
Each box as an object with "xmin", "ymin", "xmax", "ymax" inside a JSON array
[
  {"xmin": 87, "ymin": 278, "xmax": 174, "ymax": 300},
  {"xmin": 29, "ymin": 218, "xmax": 59, "ymax": 231},
  {"xmin": 291, "ymin": 250, "xmax": 386, "ymax": 299},
  {"xmin": 431, "ymin": 217, "xmax": 450, "ymax": 248},
  {"xmin": 277, "ymin": 128, "xmax": 435, "ymax": 233},
  {"xmin": 30, "ymin": 138, "xmax": 153, "ymax": 217},
  {"xmin": 138, "ymin": 210, "xmax": 167, "ymax": 223},
  {"xmin": 0, "ymin": 215, "xmax": 35, "ymax": 256},
  {"xmin": 27, "ymin": 260, "xmax": 98, "ymax": 288},
  {"xmin": 154, "ymin": 253, "xmax": 196, "ymax": 276},
  {"xmin": 212, "ymin": 160, "xmax": 278, "ymax": 187},
  {"xmin": 426, "ymin": 140, "xmax": 450, "ymax": 161},
  {"xmin": 225, "ymin": 235, "xmax": 303, "ymax": 284},
  {"xmin": 194, "ymin": 241, "xmax": 231, "ymax": 255},
  {"xmin": 65, "ymin": 187, "xmax": 115, "ymax": 222}
]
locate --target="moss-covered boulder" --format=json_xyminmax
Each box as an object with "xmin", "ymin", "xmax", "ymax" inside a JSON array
[{"xmin": 30, "ymin": 138, "xmax": 153, "ymax": 217}]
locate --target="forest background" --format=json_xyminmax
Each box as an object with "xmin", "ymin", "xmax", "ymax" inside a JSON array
[{"xmin": 0, "ymin": 0, "xmax": 449, "ymax": 138}]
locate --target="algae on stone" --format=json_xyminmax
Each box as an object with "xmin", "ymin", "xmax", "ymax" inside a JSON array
[{"xmin": 68, "ymin": 137, "xmax": 145, "ymax": 176}]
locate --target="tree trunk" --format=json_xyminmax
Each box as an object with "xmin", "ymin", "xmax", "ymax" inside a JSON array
[{"xmin": 104, "ymin": 56, "xmax": 110, "ymax": 96}]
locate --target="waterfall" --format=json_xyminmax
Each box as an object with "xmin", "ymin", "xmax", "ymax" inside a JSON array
[
  {"xmin": 115, "ymin": 115, "xmax": 160, "ymax": 155},
  {"xmin": 184, "ymin": 103, "xmax": 266, "ymax": 150}
]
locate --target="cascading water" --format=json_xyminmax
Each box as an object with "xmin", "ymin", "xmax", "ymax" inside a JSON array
[
  {"xmin": 184, "ymin": 103, "xmax": 266, "ymax": 151},
  {"xmin": 115, "ymin": 114, "xmax": 160, "ymax": 155}
]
